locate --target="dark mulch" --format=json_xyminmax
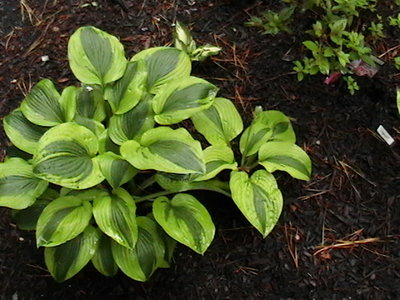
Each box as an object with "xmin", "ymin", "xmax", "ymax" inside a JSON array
[{"xmin": 1, "ymin": 1, "xmax": 399, "ymax": 299}]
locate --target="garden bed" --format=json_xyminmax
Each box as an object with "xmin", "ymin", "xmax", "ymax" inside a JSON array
[{"xmin": 0, "ymin": 0, "xmax": 399, "ymax": 299}]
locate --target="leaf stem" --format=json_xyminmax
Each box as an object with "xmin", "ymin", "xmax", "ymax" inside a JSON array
[{"xmin": 135, "ymin": 185, "xmax": 231, "ymax": 203}]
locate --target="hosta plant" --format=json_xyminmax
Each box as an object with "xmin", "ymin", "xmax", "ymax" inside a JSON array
[{"xmin": 0, "ymin": 26, "xmax": 311, "ymax": 282}]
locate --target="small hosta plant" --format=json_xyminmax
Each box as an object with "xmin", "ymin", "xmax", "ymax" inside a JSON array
[{"xmin": 0, "ymin": 26, "xmax": 311, "ymax": 282}]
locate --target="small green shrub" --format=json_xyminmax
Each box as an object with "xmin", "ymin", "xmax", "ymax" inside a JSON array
[{"xmin": 0, "ymin": 26, "xmax": 311, "ymax": 282}]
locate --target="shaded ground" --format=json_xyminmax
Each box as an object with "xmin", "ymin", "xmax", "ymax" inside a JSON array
[{"xmin": 0, "ymin": 0, "xmax": 400, "ymax": 299}]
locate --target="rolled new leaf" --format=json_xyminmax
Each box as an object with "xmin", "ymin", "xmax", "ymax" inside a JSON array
[
  {"xmin": 153, "ymin": 193, "xmax": 215, "ymax": 254},
  {"xmin": 121, "ymin": 127, "xmax": 205, "ymax": 174},
  {"xmin": 108, "ymin": 95, "xmax": 154, "ymax": 145},
  {"xmin": 93, "ymin": 188, "xmax": 138, "ymax": 249},
  {"xmin": 230, "ymin": 170, "xmax": 283, "ymax": 237},
  {"xmin": 4, "ymin": 109, "xmax": 48, "ymax": 154},
  {"xmin": 104, "ymin": 60, "xmax": 147, "ymax": 114},
  {"xmin": 131, "ymin": 47, "xmax": 191, "ymax": 94},
  {"xmin": 20, "ymin": 79, "xmax": 75, "ymax": 127},
  {"xmin": 45, "ymin": 226, "xmax": 100, "ymax": 282},
  {"xmin": 258, "ymin": 141, "xmax": 312, "ymax": 180},
  {"xmin": 112, "ymin": 216, "xmax": 166, "ymax": 281},
  {"xmin": 91, "ymin": 233, "xmax": 119, "ymax": 277},
  {"xmin": 0, "ymin": 158, "xmax": 48, "ymax": 209},
  {"xmin": 97, "ymin": 152, "xmax": 138, "ymax": 189},
  {"xmin": 36, "ymin": 195, "xmax": 93, "ymax": 247},
  {"xmin": 68, "ymin": 26, "xmax": 127, "ymax": 85},
  {"xmin": 193, "ymin": 144, "xmax": 237, "ymax": 181},
  {"xmin": 152, "ymin": 76, "xmax": 218, "ymax": 125},
  {"xmin": 240, "ymin": 110, "xmax": 296, "ymax": 157},
  {"xmin": 32, "ymin": 122, "xmax": 105, "ymax": 189},
  {"xmin": 191, "ymin": 97, "xmax": 243, "ymax": 145}
]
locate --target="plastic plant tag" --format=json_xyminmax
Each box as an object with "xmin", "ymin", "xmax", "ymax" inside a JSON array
[{"xmin": 377, "ymin": 125, "xmax": 394, "ymax": 146}]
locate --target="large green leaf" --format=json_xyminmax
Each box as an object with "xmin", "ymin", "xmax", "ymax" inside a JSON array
[
  {"xmin": 152, "ymin": 76, "xmax": 218, "ymax": 125},
  {"xmin": 32, "ymin": 122, "xmax": 104, "ymax": 189},
  {"xmin": 93, "ymin": 188, "xmax": 138, "ymax": 248},
  {"xmin": 258, "ymin": 141, "xmax": 312, "ymax": 180},
  {"xmin": 0, "ymin": 158, "xmax": 48, "ymax": 209},
  {"xmin": 131, "ymin": 47, "xmax": 191, "ymax": 93},
  {"xmin": 229, "ymin": 170, "xmax": 283, "ymax": 237},
  {"xmin": 191, "ymin": 97, "xmax": 243, "ymax": 145},
  {"xmin": 36, "ymin": 195, "xmax": 92, "ymax": 247},
  {"xmin": 20, "ymin": 79, "xmax": 73, "ymax": 126},
  {"xmin": 112, "ymin": 216, "xmax": 166, "ymax": 281},
  {"xmin": 4, "ymin": 109, "xmax": 48, "ymax": 154},
  {"xmin": 97, "ymin": 152, "xmax": 138, "ymax": 189},
  {"xmin": 45, "ymin": 226, "xmax": 100, "ymax": 282},
  {"xmin": 121, "ymin": 127, "xmax": 205, "ymax": 174},
  {"xmin": 75, "ymin": 84, "xmax": 106, "ymax": 122},
  {"xmin": 91, "ymin": 233, "xmax": 119, "ymax": 277},
  {"xmin": 240, "ymin": 110, "xmax": 296, "ymax": 157},
  {"xmin": 193, "ymin": 144, "xmax": 237, "ymax": 181},
  {"xmin": 108, "ymin": 94, "xmax": 154, "ymax": 145},
  {"xmin": 68, "ymin": 26, "xmax": 127, "ymax": 85},
  {"xmin": 12, "ymin": 188, "xmax": 58, "ymax": 230},
  {"xmin": 104, "ymin": 60, "xmax": 147, "ymax": 114},
  {"xmin": 153, "ymin": 193, "xmax": 215, "ymax": 254}
]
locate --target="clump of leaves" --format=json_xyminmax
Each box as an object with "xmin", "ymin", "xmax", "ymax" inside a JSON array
[
  {"xmin": 0, "ymin": 26, "xmax": 311, "ymax": 282},
  {"xmin": 245, "ymin": 6, "xmax": 295, "ymax": 35},
  {"xmin": 247, "ymin": 0, "xmax": 397, "ymax": 94}
]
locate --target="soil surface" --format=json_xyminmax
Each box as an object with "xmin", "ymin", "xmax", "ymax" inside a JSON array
[{"xmin": 1, "ymin": 1, "xmax": 400, "ymax": 299}]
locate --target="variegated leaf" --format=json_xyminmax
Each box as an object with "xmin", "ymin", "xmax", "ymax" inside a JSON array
[
  {"xmin": 230, "ymin": 170, "xmax": 283, "ymax": 237},
  {"xmin": 121, "ymin": 127, "xmax": 205, "ymax": 174},
  {"xmin": 153, "ymin": 193, "xmax": 215, "ymax": 254},
  {"xmin": 112, "ymin": 216, "xmax": 166, "ymax": 281}
]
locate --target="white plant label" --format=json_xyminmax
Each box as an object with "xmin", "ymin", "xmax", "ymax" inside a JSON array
[{"xmin": 377, "ymin": 125, "xmax": 395, "ymax": 146}]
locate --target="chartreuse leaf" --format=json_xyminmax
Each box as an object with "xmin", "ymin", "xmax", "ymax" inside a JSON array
[
  {"xmin": 153, "ymin": 193, "xmax": 215, "ymax": 254},
  {"xmin": 76, "ymin": 84, "xmax": 106, "ymax": 122},
  {"xmin": 97, "ymin": 152, "xmax": 138, "ymax": 189},
  {"xmin": 121, "ymin": 127, "xmax": 205, "ymax": 174},
  {"xmin": 230, "ymin": 170, "xmax": 283, "ymax": 237},
  {"xmin": 32, "ymin": 123, "xmax": 105, "ymax": 189},
  {"xmin": 104, "ymin": 60, "xmax": 147, "ymax": 114},
  {"xmin": 131, "ymin": 47, "xmax": 191, "ymax": 93},
  {"xmin": 91, "ymin": 233, "xmax": 118, "ymax": 277},
  {"xmin": 12, "ymin": 188, "xmax": 58, "ymax": 230},
  {"xmin": 0, "ymin": 158, "xmax": 48, "ymax": 209},
  {"xmin": 152, "ymin": 76, "xmax": 218, "ymax": 125},
  {"xmin": 258, "ymin": 141, "xmax": 312, "ymax": 180},
  {"xmin": 191, "ymin": 97, "xmax": 243, "ymax": 145},
  {"xmin": 68, "ymin": 26, "xmax": 127, "ymax": 85},
  {"xmin": 112, "ymin": 216, "xmax": 166, "ymax": 281},
  {"xmin": 93, "ymin": 188, "xmax": 138, "ymax": 248},
  {"xmin": 240, "ymin": 110, "xmax": 295, "ymax": 157},
  {"xmin": 45, "ymin": 226, "xmax": 100, "ymax": 282},
  {"xmin": 4, "ymin": 109, "xmax": 48, "ymax": 154},
  {"xmin": 108, "ymin": 94, "xmax": 154, "ymax": 145},
  {"xmin": 194, "ymin": 145, "xmax": 237, "ymax": 181},
  {"xmin": 20, "ymin": 79, "xmax": 72, "ymax": 127},
  {"xmin": 36, "ymin": 195, "xmax": 93, "ymax": 247}
]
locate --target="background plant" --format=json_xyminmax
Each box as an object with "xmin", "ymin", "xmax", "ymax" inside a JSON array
[
  {"xmin": 0, "ymin": 26, "xmax": 311, "ymax": 282},
  {"xmin": 247, "ymin": 0, "xmax": 400, "ymax": 94}
]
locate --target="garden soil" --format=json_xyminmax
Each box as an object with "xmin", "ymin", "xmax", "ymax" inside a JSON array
[{"xmin": 0, "ymin": 1, "xmax": 399, "ymax": 299}]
